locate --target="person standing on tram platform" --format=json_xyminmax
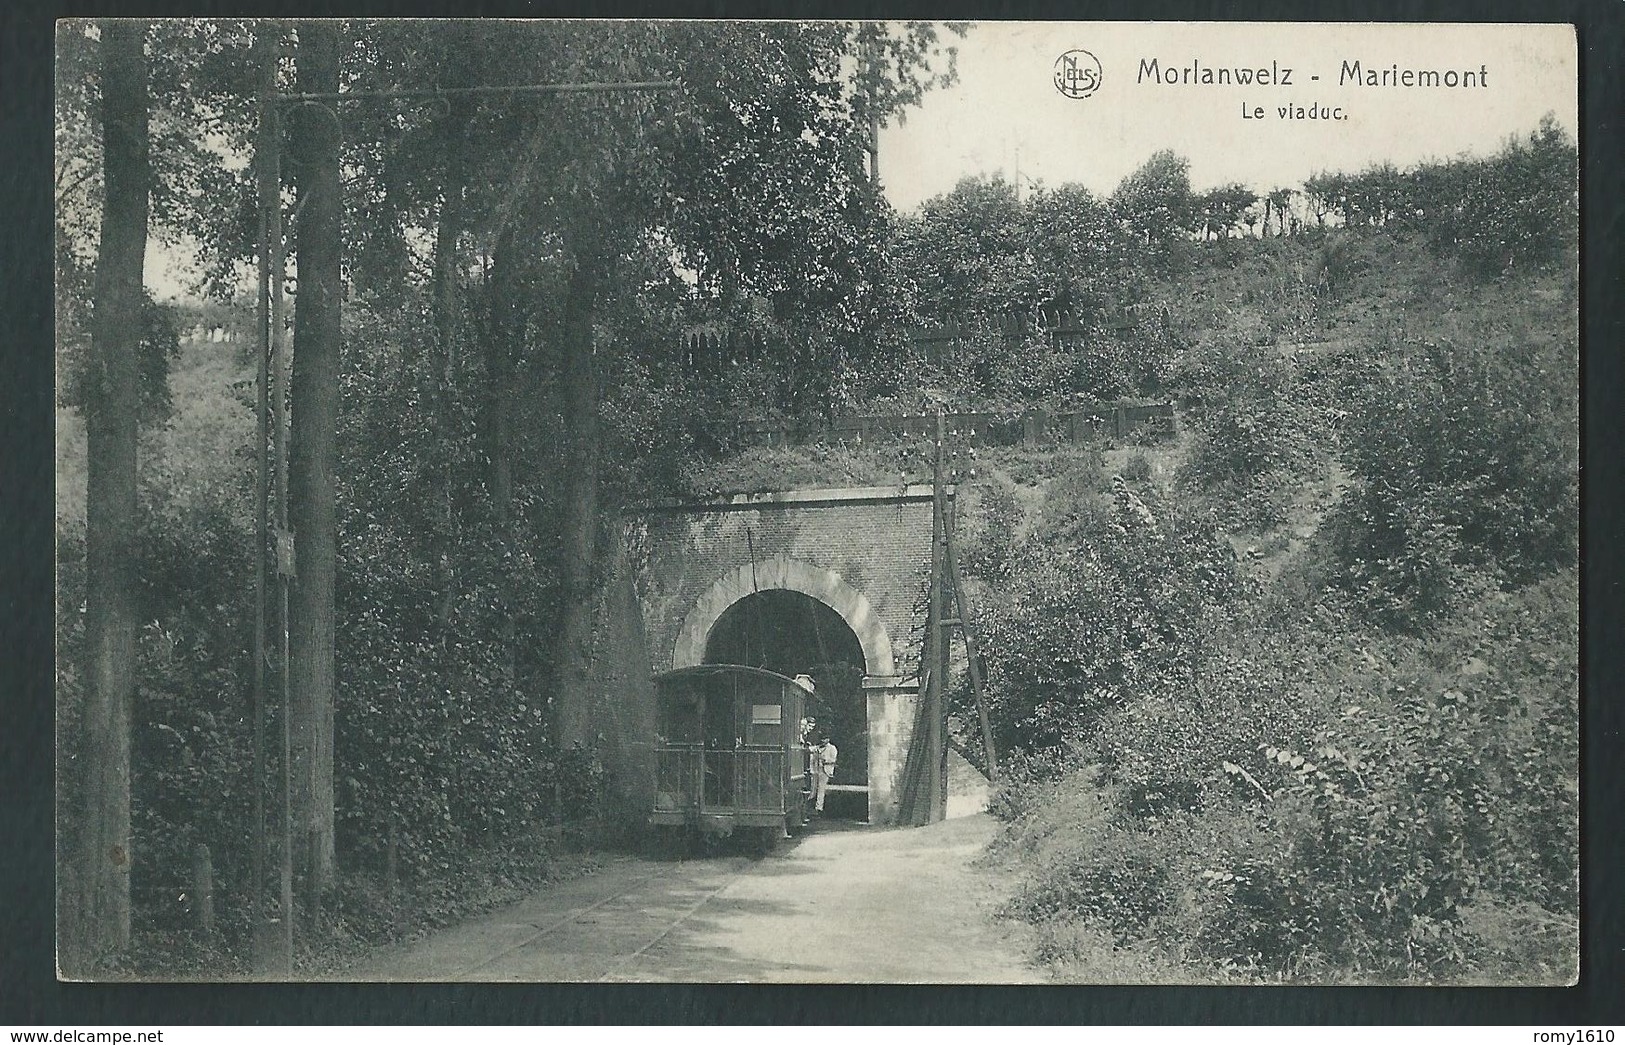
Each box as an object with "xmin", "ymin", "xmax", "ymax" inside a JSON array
[{"xmin": 815, "ymin": 736, "xmax": 839, "ymax": 813}]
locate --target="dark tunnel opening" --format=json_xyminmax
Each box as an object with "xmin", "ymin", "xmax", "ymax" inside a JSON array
[{"xmin": 703, "ymin": 589, "xmax": 870, "ymax": 806}]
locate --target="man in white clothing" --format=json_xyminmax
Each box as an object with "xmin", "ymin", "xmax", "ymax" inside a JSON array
[{"xmin": 815, "ymin": 736, "xmax": 839, "ymax": 813}]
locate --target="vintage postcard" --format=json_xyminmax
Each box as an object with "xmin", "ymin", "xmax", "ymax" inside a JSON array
[{"xmin": 55, "ymin": 19, "xmax": 1577, "ymax": 984}]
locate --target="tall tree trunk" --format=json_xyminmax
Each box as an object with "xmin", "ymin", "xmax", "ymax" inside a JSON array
[
  {"xmin": 482, "ymin": 230, "xmax": 519, "ymax": 724},
  {"xmin": 864, "ymin": 35, "xmax": 882, "ymax": 189},
  {"xmin": 287, "ymin": 20, "xmax": 342, "ymax": 909},
  {"xmin": 551, "ymin": 258, "xmax": 602, "ymax": 747},
  {"xmin": 867, "ymin": 108, "xmax": 881, "ymax": 189},
  {"xmin": 429, "ymin": 183, "xmax": 462, "ymax": 404},
  {"xmin": 483, "ymin": 233, "xmax": 517, "ymax": 531},
  {"xmin": 428, "ymin": 114, "xmax": 466, "ymax": 632},
  {"xmin": 75, "ymin": 17, "xmax": 148, "ymax": 971}
]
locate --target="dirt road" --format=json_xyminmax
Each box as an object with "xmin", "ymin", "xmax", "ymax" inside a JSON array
[{"xmin": 345, "ymin": 813, "xmax": 1041, "ymax": 983}]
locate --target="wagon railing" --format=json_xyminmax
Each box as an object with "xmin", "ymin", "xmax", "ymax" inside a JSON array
[
  {"xmin": 733, "ymin": 748, "xmax": 784, "ymax": 813},
  {"xmin": 654, "ymin": 744, "xmax": 703, "ymax": 811},
  {"xmin": 655, "ymin": 744, "xmax": 786, "ymax": 815}
]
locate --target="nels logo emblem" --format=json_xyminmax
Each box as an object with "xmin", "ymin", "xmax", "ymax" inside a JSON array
[{"xmin": 1053, "ymin": 49, "xmax": 1103, "ymax": 99}]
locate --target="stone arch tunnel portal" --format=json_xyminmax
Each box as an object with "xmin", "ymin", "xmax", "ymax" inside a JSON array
[
  {"xmin": 630, "ymin": 486, "xmax": 946, "ymax": 825},
  {"xmin": 703, "ymin": 590, "xmax": 870, "ymax": 809}
]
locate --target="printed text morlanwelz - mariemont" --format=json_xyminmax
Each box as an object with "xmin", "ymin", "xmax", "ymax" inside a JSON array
[{"xmin": 1136, "ymin": 57, "xmax": 1490, "ymax": 89}]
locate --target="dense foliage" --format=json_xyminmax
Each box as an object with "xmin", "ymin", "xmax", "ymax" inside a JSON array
[
  {"xmin": 992, "ymin": 574, "xmax": 1577, "ymax": 982},
  {"xmin": 1176, "ymin": 337, "xmax": 1329, "ymax": 531},
  {"xmin": 970, "ymin": 121, "xmax": 1578, "ymax": 983},
  {"xmin": 1307, "ymin": 116, "xmax": 1577, "ymax": 278},
  {"xmin": 57, "ymin": 331, "xmax": 261, "ymax": 958},
  {"xmin": 883, "ymin": 118, "xmax": 1574, "ymax": 414},
  {"xmin": 887, "ymin": 171, "xmax": 1179, "ymax": 402},
  {"xmin": 332, "ymin": 301, "xmax": 568, "ymax": 874},
  {"xmin": 1327, "ymin": 327, "xmax": 1577, "ymax": 628},
  {"xmin": 978, "ymin": 460, "xmax": 1242, "ymax": 756}
]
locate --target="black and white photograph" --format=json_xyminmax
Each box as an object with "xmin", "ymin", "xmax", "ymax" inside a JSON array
[{"xmin": 53, "ymin": 18, "xmax": 1579, "ymax": 985}]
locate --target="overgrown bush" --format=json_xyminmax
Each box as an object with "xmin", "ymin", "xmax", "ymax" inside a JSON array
[
  {"xmin": 1177, "ymin": 339, "xmax": 1328, "ymax": 531},
  {"xmin": 1087, "ymin": 608, "xmax": 1324, "ymax": 822},
  {"xmin": 1205, "ymin": 583, "xmax": 1575, "ymax": 979},
  {"xmin": 1426, "ymin": 116, "xmax": 1577, "ymax": 279},
  {"xmin": 932, "ymin": 327, "xmax": 1147, "ymax": 403},
  {"xmin": 979, "ymin": 470, "xmax": 1241, "ymax": 754},
  {"xmin": 995, "ymin": 573, "xmax": 1577, "ymax": 983},
  {"xmin": 127, "ymin": 497, "xmax": 256, "ymax": 937},
  {"xmin": 333, "ymin": 307, "xmax": 565, "ymax": 875},
  {"xmin": 1006, "ymin": 823, "xmax": 1182, "ymax": 943},
  {"xmin": 1327, "ymin": 328, "xmax": 1576, "ymax": 628},
  {"xmin": 1121, "ymin": 451, "xmax": 1153, "ymax": 483},
  {"xmin": 986, "ymin": 745, "xmax": 1075, "ymax": 824}
]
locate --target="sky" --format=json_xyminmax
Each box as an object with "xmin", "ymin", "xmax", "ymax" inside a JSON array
[{"xmin": 879, "ymin": 21, "xmax": 1577, "ymax": 212}]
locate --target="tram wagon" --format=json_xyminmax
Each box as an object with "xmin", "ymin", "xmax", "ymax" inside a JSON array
[{"xmin": 650, "ymin": 665, "xmax": 814, "ymax": 846}]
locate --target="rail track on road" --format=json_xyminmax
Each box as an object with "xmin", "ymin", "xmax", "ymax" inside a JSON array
[
  {"xmin": 351, "ymin": 817, "xmax": 1041, "ymax": 983},
  {"xmin": 443, "ymin": 854, "xmax": 758, "ymax": 982}
]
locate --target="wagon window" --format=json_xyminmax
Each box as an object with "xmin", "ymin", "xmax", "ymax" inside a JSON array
[
  {"xmin": 656, "ymin": 682, "xmax": 702, "ymax": 743},
  {"xmin": 745, "ymin": 702, "xmax": 782, "ymax": 746}
]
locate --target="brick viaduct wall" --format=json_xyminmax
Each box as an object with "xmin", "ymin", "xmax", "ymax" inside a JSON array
[{"xmin": 625, "ymin": 486, "xmax": 945, "ymax": 825}]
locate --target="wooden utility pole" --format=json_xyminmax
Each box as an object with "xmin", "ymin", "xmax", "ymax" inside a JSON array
[
  {"xmin": 252, "ymin": 22, "xmax": 294, "ymax": 974},
  {"xmin": 272, "ymin": 120, "xmax": 296, "ymax": 976},
  {"xmin": 926, "ymin": 407, "xmax": 948, "ymax": 822},
  {"xmin": 945, "ymin": 506, "xmax": 998, "ymax": 782},
  {"xmin": 251, "ymin": 24, "xmax": 271, "ymax": 971},
  {"xmin": 251, "ymin": 28, "xmax": 269, "ymax": 968}
]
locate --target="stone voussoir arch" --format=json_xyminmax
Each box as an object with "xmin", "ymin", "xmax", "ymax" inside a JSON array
[{"xmin": 672, "ymin": 554, "xmax": 897, "ymax": 680}]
